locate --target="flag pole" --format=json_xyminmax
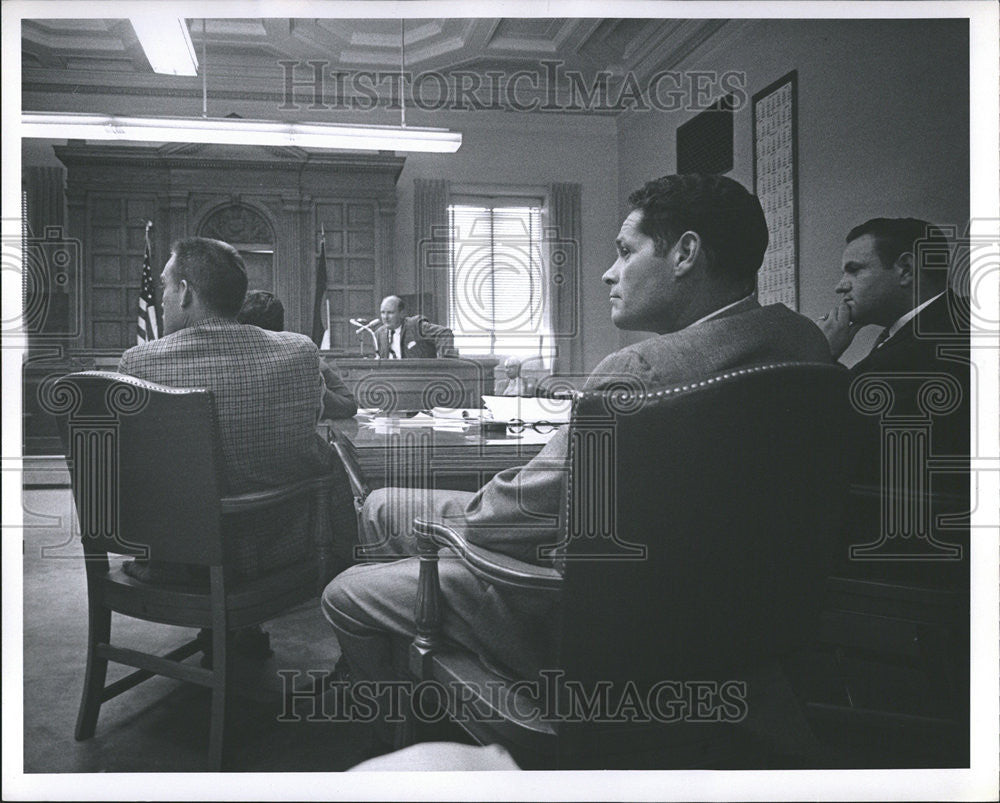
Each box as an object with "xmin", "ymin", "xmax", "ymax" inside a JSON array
[
  {"xmin": 313, "ymin": 225, "xmax": 329, "ymax": 347},
  {"xmin": 137, "ymin": 220, "xmax": 159, "ymax": 343}
]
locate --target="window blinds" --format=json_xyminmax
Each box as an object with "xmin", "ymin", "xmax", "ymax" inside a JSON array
[{"xmin": 448, "ymin": 203, "xmax": 551, "ymax": 360}]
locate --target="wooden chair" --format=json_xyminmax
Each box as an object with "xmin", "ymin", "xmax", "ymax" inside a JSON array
[
  {"xmin": 51, "ymin": 371, "xmax": 337, "ymax": 771},
  {"xmin": 408, "ymin": 362, "xmax": 851, "ymax": 769},
  {"xmin": 327, "ymin": 429, "xmax": 371, "ymax": 514}
]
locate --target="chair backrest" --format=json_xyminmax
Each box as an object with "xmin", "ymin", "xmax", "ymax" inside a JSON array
[
  {"xmin": 51, "ymin": 371, "xmax": 225, "ymax": 566},
  {"xmin": 556, "ymin": 363, "xmax": 850, "ymax": 742}
]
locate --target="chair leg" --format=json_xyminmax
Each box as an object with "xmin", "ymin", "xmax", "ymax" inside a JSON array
[
  {"xmin": 207, "ymin": 628, "xmax": 229, "ymax": 771},
  {"xmin": 75, "ymin": 602, "xmax": 111, "ymax": 741}
]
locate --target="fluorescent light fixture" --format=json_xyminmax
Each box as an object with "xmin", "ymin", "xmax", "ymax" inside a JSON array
[
  {"xmin": 21, "ymin": 112, "xmax": 463, "ymax": 154},
  {"xmin": 129, "ymin": 17, "xmax": 198, "ymax": 76}
]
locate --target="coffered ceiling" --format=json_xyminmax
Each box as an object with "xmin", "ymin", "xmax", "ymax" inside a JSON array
[{"xmin": 22, "ymin": 17, "xmax": 731, "ymax": 116}]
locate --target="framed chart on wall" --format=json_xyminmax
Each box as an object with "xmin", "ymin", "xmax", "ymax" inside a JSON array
[{"xmin": 752, "ymin": 70, "xmax": 799, "ymax": 310}]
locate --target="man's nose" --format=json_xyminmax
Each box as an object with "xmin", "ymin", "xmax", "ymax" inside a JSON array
[
  {"xmin": 835, "ymin": 276, "xmax": 849, "ymax": 294},
  {"xmin": 602, "ymin": 263, "xmax": 618, "ymax": 285}
]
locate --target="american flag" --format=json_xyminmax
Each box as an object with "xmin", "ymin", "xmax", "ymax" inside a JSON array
[
  {"xmin": 311, "ymin": 226, "xmax": 329, "ymax": 347},
  {"xmin": 137, "ymin": 222, "xmax": 160, "ymax": 343}
]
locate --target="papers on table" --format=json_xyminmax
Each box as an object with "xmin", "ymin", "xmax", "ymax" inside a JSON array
[
  {"xmin": 357, "ymin": 408, "xmax": 472, "ymax": 432},
  {"xmin": 481, "ymin": 395, "xmax": 571, "ymax": 424},
  {"xmin": 355, "ymin": 399, "xmax": 571, "ymax": 435},
  {"xmin": 430, "ymin": 407, "xmax": 488, "ymax": 421}
]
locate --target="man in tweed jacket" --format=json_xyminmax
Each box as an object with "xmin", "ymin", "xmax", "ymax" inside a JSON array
[{"xmin": 118, "ymin": 237, "xmax": 354, "ymax": 582}]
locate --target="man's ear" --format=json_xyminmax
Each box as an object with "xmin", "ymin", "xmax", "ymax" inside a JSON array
[
  {"xmin": 673, "ymin": 231, "xmax": 701, "ymax": 277},
  {"xmin": 895, "ymin": 251, "xmax": 914, "ymax": 288},
  {"xmin": 178, "ymin": 279, "xmax": 193, "ymax": 308}
]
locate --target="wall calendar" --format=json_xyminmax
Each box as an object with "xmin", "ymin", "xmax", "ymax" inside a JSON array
[{"xmin": 752, "ymin": 71, "xmax": 799, "ymax": 310}]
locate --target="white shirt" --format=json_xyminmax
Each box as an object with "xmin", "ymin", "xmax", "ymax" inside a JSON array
[
  {"xmin": 690, "ymin": 294, "xmax": 755, "ymax": 328},
  {"xmin": 882, "ymin": 291, "xmax": 945, "ymax": 347}
]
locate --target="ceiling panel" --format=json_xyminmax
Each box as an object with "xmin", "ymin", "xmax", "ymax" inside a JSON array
[{"xmin": 22, "ymin": 16, "xmax": 731, "ymax": 116}]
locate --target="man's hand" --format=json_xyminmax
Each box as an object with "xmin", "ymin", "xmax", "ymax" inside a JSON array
[{"xmin": 817, "ymin": 299, "xmax": 857, "ymax": 359}]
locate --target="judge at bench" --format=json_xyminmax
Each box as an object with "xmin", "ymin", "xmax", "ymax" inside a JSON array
[{"xmin": 375, "ymin": 295, "xmax": 456, "ymax": 358}]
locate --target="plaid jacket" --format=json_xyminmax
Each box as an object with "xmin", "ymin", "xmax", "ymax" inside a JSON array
[{"xmin": 119, "ymin": 318, "xmax": 355, "ymax": 578}]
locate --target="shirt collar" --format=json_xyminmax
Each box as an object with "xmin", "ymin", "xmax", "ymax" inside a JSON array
[
  {"xmin": 884, "ymin": 292, "xmax": 945, "ymax": 342},
  {"xmin": 689, "ymin": 294, "xmax": 756, "ymax": 328}
]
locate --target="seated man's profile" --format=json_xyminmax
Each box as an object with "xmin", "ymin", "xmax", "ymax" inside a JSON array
[{"xmin": 322, "ymin": 173, "xmax": 834, "ymax": 702}]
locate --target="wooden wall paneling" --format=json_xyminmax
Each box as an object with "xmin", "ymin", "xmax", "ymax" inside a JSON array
[
  {"xmin": 53, "ymin": 144, "xmax": 404, "ymax": 352},
  {"xmin": 378, "ymin": 196, "xmax": 396, "ymax": 314}
]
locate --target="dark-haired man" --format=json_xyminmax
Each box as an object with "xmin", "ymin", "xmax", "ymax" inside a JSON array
[
  {"xmin": 118, "ymin": 238, "xmax": 355, "ymax": 587},
  {"xmin": 819, "ymin": 218, "xmax": 968, "ymax": 376},
  {"xmin": 818, "ymin": 218, "xmax": 970, "ymax": 587},
  {"xmin": 238, "ymin": 290, "xmax": 358, "ymax": 420},
  {"xmin": 323, "ymin": 174, "xmax": 834, "ymax": 690}
]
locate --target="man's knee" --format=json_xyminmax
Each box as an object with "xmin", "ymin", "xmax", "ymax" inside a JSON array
[
  {"xmin": 321, "ymin": 565, "xmax": 369, "ymax": 631},
  {"xmin": 360, "ymin": 487, "xmax": 390, "ymax": 534}
]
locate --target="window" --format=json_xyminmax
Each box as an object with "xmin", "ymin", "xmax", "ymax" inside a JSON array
[{"xmin": 448, "ymin": 199, "xmax": 553, "ymax": 362}]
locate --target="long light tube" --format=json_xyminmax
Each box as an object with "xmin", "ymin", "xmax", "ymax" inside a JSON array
[
  {"xmin": 129, "ymin": 17, "xmax": 198, "ymax": 77},
  {"xmin": 21, "ymin": 112, "xmax": 463, "ymax": 153}
]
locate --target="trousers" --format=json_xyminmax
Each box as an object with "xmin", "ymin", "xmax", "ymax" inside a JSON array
[{"xmin": 321, "ymin": 487, "xmax": 559, "ymax": 685}]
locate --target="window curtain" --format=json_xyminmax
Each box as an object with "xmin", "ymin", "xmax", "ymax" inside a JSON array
[
  {"xmin": 24, "ymin": 167, "xmax": 66, "ymax": 236},
  {"xmin": 413, "ymin": 178, "xmax": 450, "ymax": 323},
  {"xmin": 548, "ymin": 182, "xmax": 582, "ymax": 376}
]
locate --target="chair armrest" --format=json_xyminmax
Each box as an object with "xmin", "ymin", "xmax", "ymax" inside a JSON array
[
  {"xmin": 329, "ymin": 437, "xmax": 371, "ymax": 504},
  {"xmin": 412, "ymin": 518, "xmax": 562, "ymax": 592},
  {"xmin": 219, "ymin": 475, "xmax": 332, "ymax": 514}
]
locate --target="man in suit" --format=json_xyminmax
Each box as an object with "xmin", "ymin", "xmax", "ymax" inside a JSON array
[
  {"xmin": 323, "ymin": 174, "xmax": 834, "ymax": 692},
  {"xmin": 375, "ymin": 295, "xmax": 456, "ymax": 358},
  {"xmin": 818, "ymin": 218, "xmax": 970, "ymax": 585},
  {"xmin": 818, "ymin": 218, "xmax": 965, "ymax": 375},
  {"xmin": 238, "ymin": 290, "xmax": 358, "ymax": 420},
  {"xmin": 118, "ymin": 238, "xmax": 355, "ymax": 586}
]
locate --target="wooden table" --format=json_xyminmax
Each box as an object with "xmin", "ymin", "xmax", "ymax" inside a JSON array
[{"xmin": 324, "ymin": 416, "xmax": 552, "ymax": 491}]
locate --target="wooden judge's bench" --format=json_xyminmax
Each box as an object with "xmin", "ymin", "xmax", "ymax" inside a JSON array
[{"xmin": 327, "ymin": 355, "xmax": 498, "ymax": 412}]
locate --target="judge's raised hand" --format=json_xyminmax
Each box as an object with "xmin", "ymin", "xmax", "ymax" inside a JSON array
[{"xmin": 817, "ymin": 299, "xmax": 857, "ymax": 359}]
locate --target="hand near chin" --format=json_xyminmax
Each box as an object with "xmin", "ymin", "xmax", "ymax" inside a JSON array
[{"xmin": 817, "ymin": 299, "xmax": 857, "ymax": 358}]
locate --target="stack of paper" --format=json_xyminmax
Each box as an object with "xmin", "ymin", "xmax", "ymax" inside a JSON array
[{"xmin": 365, "ymin": 411, "xmax": 470, "ymax": 432}]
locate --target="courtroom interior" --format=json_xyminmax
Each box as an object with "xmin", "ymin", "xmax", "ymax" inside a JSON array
[{"xmin": 13, "ymin": 8, "xmax": 985, "ymax": 785}]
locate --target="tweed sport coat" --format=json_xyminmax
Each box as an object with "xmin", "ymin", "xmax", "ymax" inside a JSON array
[
  {"xmin": 118, "ymin": 318, "xmax": 355, "ymax": 577},
  {"xmin": 375, "ymin": 315, "xmax": 456, "ymax": 359}
]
